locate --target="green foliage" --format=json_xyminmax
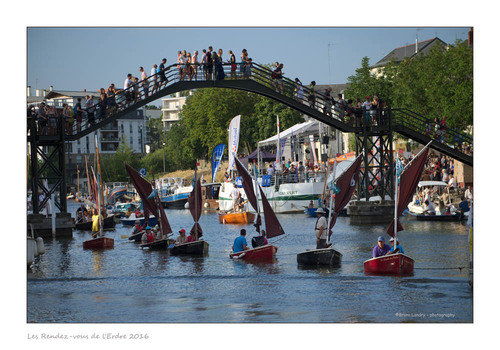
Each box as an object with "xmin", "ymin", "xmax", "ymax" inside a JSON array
[
  {"xmin": 100, "ymin": 135, "xmax": 140, "ymax": 182},
  {"xmin": 147, "ymin": 117, "xmax": 164, "ymax": 153},
  {"xmin": 345, "ymin": 40, "xmax": 473, "ymax": 132}
]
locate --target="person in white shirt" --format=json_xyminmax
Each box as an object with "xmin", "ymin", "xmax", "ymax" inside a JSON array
[
  {"xmin": 266, "ymin": 164, "xmax": 274, "ymax": 176},
  {"xmin": 150, "ymin": 64, "xmax": 158, "ymax": 94},
  {"xmin": 124, "ymin": 73, "xmax": 134, "ymax": 106},
  {"xmin": 314, "ymin": 208, "xmax": 330, "ymax": 249},
  {"xmin": 464, "ymin": 185, "xmax": 473, "ymax": 201},
  {"xmin": 424, "ymin": 200, "xmax": 436, "ymax": 215},
  {"xmin": 231, "ymin": 185, "xmax": 240, "ymax": 211}
]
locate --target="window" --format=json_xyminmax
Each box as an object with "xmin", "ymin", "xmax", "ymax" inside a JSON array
[{"xmin": 130, "ymin": 124, "xmax": 133, "ymax": 134}]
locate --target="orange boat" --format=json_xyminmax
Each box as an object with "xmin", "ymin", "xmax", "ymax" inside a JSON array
[{"xmin": 219, "ymin": 211, "xmax": 255, "ymax": 224}]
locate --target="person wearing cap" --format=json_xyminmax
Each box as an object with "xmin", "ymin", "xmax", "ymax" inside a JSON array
[
  {"xmin": 175, "ymin": 229, "xmax": 188, "ymax": 245},
  {"xmin": 233, "ymin": 229, "xmax": 249, "ymax": 253},
  {"xmin": 372, "ymin": 236, "xmax": 391, "ymax": 257},
  {"xmin": 387, "ymin": 237, "xmax": 405, "ymax": 255},
  {"xmin": 315, "ymin": 208, "xmax": 329, "ymax": 249},
  {"xmin": 141, "ymin": 226, "xmax": 155, "ymax": 244}
]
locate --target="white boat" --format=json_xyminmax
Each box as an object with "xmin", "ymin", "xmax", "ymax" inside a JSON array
[
  {"xmin": 156, "ymin": 177, "xmax": 193, "ymax": 209},
  {"xmin": 407, "ymin": 180, "xmax": 468, "ymax": 217}
]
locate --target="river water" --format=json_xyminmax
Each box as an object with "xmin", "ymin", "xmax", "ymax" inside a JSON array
[{"xmin": 27, "ymin": 201, "xmax": 472, "ymax": 323}]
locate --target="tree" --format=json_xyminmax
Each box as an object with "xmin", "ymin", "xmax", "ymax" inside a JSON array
[{"xmin": 147, "ymin": 117, "xmax": 164, "ymax": 153}]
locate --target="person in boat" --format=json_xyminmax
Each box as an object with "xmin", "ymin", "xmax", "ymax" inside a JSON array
[
  {"xmin": 235, "ymin": 192, "xmax": 245, "ymax": 212},
  {"xmin": 314, "ymin": 208, "xmax": 331, "ymax": 249},
  {"xmin": 125, "ymin": 207, "xmax": 133, "ymax": 218},
  {"xmin": 91, "ymin": 208, "xmax": 102, "ymax": 235},
  {"xmin": 175, "ymin": 229, "xmax": 188, "ymax": 245},
  {"xmin": 230, "ymin": 185, "xmax": 240, "ymax": 211},
  {"xmin": 76, "ymin": 210, "xmax": 86, "ymax": 224},
  {"xmin": 76, "ymin": 204, "xmax": 88, "ymax": 218},
  {"xmin": 132, "ymin": 220, "xmax": 143, "ymax": 235},
  {"xmin": 252, "ymin": 230, "xmax": 268, "ymax": 248},
  {"xmin": 423, "ymin": 200, "xmax": 436, "ymax": 215},
  {"xmin": 233, "ymin": 229, "xmax": 249, "ymax": 253},
  {"xmin": 308, "ymin": 200, "xmax": 314, "ymax": 209},
  {"xmin": 372, "ymin": 236, "xmax": 391, "ymax": 257},
  {"xmin": 438, "ymin": 200, "xmax": 447, "ymax": 215},
  {"xmin": 134, "ymin": 209, "xmax": 143, "ymax": 218},
  {"xmin": 187, "ymin": 229, "xmax": 198, "ymax": 242},
  {"xmin": 386, "ymin": 237, "xmax": 405, "ymax": 255},
  {"xmin": 141, "ymin": 226, "xmax": 155, "ymax": 244}
]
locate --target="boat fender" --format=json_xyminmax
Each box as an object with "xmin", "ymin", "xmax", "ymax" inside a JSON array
[
  {"xmin": 36, "ymin": 237, "xmax": 45, "ymax": 255},
  {"xmin": 223, "ymin": 218, "xmax": 226, "ymax": 224},
  {"xmin": 204, "ymin": 202, "xmax": 209, "ymax": 208},
  {"xmin": 184, "ymin": 202, "xmax": 190, "ymax": 209},
  {"xmin": 237, "ymin": 252, "xmax": 246, "ymax": 259}
]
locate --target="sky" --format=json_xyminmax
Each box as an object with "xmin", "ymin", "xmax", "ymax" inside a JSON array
[{"xmin": 27, "ymin": 27, "xmax": 470, "ymax": 97}]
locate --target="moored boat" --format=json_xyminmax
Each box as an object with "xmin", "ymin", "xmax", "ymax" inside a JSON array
[
  {"xmin": 120, "ymin": 214, "xmax": 158, "ymax": 227},
  {"xmin": 157, "ymin": 177, "xmax": 192, "ymax": 209},
  {"xmin": 83, "ymin": 236, "xmax": 114, "ymax": 250},
  {"xmin": 413, "ymin": 213, "xmax": 464, "ymax": 221}
]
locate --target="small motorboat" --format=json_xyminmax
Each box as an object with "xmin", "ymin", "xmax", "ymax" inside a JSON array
[
  {"xmin": 364, "ymin": 253, "xmax": 414, "ymax": 276},
  {"xmin": 218, "ymin": 211, "xmax": 255, "ymax": 224},
  {"xmin": 230, "ymin": 244, "xmax": 278, "ymax": 261},
  {"xmin": 120, "ymin": 214, "xmax": 158, "ymax": 227}
]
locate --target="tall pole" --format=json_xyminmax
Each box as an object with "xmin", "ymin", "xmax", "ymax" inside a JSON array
[{"xmin": 162, "ymin": 142, "xmax": 166, "ymax": 173}]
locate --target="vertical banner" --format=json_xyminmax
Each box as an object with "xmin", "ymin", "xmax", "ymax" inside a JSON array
[
  {"xmin": 212, "ymin": 143, "xmax": 226, "ymax": 182},
  {"xmin": 309, "ymin": 134, "xmax": 318, "ymax": 165},
  {"xmin": 228, "ymin": 115, "xmax": 241, "ymax": 170}
]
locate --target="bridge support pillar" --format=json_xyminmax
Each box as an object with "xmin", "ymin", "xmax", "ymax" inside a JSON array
[{"xmin": 348, "ymin": 200, "xmax": 395, "ymax": 225}]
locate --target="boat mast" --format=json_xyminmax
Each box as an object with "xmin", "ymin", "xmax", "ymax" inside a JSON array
[
  {"xmin": 326, "ymin": 159, "xmax": 337, "ymax": 245},
  {"xmin": 151, "ymin": 170, "xmax": 163, "ymax": 240},
  {"xmin": 393, "ymin": 160, "xmax": 399, "ymax": 248},
  {"xmin": 276, "ymin": 115, "xmax": 280, "ymax": 171},
  {"xmin": 95, "ymin": 135, "xmax": 104, "ymax": 238}
]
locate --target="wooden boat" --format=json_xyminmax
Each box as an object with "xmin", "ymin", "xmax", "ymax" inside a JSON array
[
  {"xmin": 218, "ymin": 211, "xmax": 255, "ymax": 224},
  {"xmin": 297, "ymin": 155, "xmax": 362, "ymax": 267},
  {"xmin": 364, "ymin": 142, "xmax": 431, "ymax": 275},
  {"xmin": 83, "ymin": 136, "xmax": 114, "ymax": 250},
  {"xmin": 129, "ymin": 231, "xmax": 144, "ymax": 242},
  {"xmin": 125, "ymin": 164, "xmax": 174, "ymax": 251},
  {"xmin": 170, "ymin": 240, "xmax": 209, "ymax": 256},
  {"xmin": 83, "ymin": 236, "xmax": 114, "ymax": 250},
  {"xmin": 297, "ymin": 247, "xmax": 342, "ymax": 266},
  {"xmin": 75, "ymin": 214, "xmax": 116, "ymax": 231},
  {"xmin": 168, "ymin": 166, "xmax": 209, "ymax": 256},
  {"xmin": 230, "ymin": 244, "xmax": 277, "ymax": 260},
  {"xmin": 229, "ymin": 155, "xmax": 286, "ymax": 261},
  {"xmin": 140, "ymin": 237, "xmax": 176, "ymax": 250},
  {"xmin": 363, "ymin": 253, "xmax": 414, "ymax": 275}
]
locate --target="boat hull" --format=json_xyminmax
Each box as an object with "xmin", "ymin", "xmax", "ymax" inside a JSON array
[
  {"xmin": 363, "ymin": 254, "xmax": 414, "ymax": 275},
  {"xmin": 169, "ymin": 240, "xmax": 209, "ymax": 256},
  {"xmin": 230, "ymin": 244, "xmax": 278, "ymax": 261},
  {"xmin": 75, "ymin": 215, "xmax": 116, "ymax": 231},
  {"xmin": 161, "ymin": 193, "xmax": 190, "ymax": 209},
  {"xmin": 129, "ymin": 231, "xmax": 144, "ymax": 242},
  {"xmin": 83, "ymin": 237, "xmax": 114, "ymax": 250},
  {"xmin": 140, "ymin": 238, "xmax": 175, "ymax": 250},
  {"xmin": 297, "ymin": 248, "xmax": 342, "ymax": 266},
  {"xmin": 415, "ymin": 214, "xmax": 463, "ymax": 221},
  {"xmin": 218, "ymin": 211, "xmax": 256, "ymax": 224},
  {"xmin": 120, "ymin": 216, "xmax": 158, "ymax": 227}
]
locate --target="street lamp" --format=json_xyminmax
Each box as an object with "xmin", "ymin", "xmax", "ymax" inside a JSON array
[{"xmin": 162, "ymin": 142, "xmax": 166, "ymax": 173}]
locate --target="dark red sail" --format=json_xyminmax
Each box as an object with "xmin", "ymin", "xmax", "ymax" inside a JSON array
[
  {"xmin": 386, "ymin": 145, "xmax": 430, "ymax": 237},
  {"xmin": 188, "ymin": 178, "xmax": 203, "ymax": 238},
  {"xmin": 258, "ymin": 186, "xmax": 286, "ymax": 239},
  {"xmin": 329, "ymin": 155, "xmax": 363, "ymax": 230},
  {"xmin": 125, "ymin": 164, "xmax": 172, "ymax": 235},
  {"xmin": 234, "ymin": 156, "xmax": 262, "ymax": 232}
]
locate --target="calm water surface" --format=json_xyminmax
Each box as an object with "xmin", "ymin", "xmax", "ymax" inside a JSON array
[{"xmin": 27, "ymin": 202, "xmax": 472, "ymax": 323}]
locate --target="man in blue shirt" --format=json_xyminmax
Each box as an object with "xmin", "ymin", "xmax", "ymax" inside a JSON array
[
  {"xmin": 388, "ymin": 237, "xmax": 405, "ymax": 254},
  {"xmin": 458, "ymin": 196, "xmax": 470, "ymax": 213},
  {"xmin": 233, "ymin": 229, "xmax": 249, "ymax": 253},
  {"xmin": 372, "ymin": 236, "xmax": 391, "ymax": 257}
]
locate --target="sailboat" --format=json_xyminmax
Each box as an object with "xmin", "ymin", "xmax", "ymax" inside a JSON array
[
  {"xmin": 170, "ymin": 166, "xmax": 209, "ymax": 256},
  {"xmin": 363, "ymin": 141, "xmax": 431, "ymax": 275},
  {"xmin": 125, "ymin": 164, "xmax": 175, "ymax": 250},
  {"xmin": 83, "ymin": 137, "xmax": 114, "ymax": 249},
  {"xmin": 297, "ymin": 154, "xmax": 362, "ymax": 266},
  {"xmin": 229, "ymin": 155, "xmax": 286, "ymax": 260}
]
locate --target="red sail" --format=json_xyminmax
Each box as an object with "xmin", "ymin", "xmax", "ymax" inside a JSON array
[
  {"xmin": 234, "ymin": 156, "xmax": 262, "ymax": 232},
  {"xmin": 258, "ymin": 186, "xmax": 286, "ymax": 239},
  {"xmin": 125, "ymin": 164, "xmax": 172, "ymax": 235},
  {"xmin": 234, "ymin": 156, "xmax": 259, "ymax": 212},
  {"xmin": 188, "ymin": 178, "xmax": 203, "ymax": 238},
  {"xmin": 329, "ymin": 155, "xmax": 363, "ymax": 230},
  {"xmin": 386, "ymin": 146, "xmax": 430, "ymax": 237}
]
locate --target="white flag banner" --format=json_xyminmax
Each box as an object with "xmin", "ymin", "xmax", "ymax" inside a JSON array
[
  {"xmin": 228, "ymin": 115, "xmax": 241, "ymax": 170},
  {"xmin": 309, "ymin": 134, "xmax": 318, "ymax": 165}
]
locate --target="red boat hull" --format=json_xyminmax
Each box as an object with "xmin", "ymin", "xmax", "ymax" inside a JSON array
[
  {"xmin": 363, "ymin": 253, "xmax": 414, "ymax": 275},
  {"xmin": 83, "ymin": 237, "xmax": 114, "ymax": 250},
  {"xmin": 230, "ymin": 244, "xmax": 277, "ymax": 261}
]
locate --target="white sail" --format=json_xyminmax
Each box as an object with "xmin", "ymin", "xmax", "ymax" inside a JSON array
[{"xmin": 228, "ymin": 115, "xmax": 241, "ymax": 170}]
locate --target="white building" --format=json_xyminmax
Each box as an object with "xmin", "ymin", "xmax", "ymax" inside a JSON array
[{"xmin": 161, "ymin": 91, "xmax": 192, "ymax": 130}]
